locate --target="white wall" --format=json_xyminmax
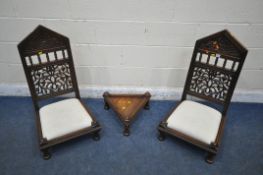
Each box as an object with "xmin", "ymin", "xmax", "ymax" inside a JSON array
[{"xmin": 0, "ymin": 0, "xmax": 263, "ymax": 101}]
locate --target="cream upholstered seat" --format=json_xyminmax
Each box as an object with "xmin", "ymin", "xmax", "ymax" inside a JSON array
[
  {"xmin": 39, "ymin": 98, "xmax": 93, "ymax": 141},
  {"xmin": 167, "ymin": 100, "xmax": 222, "ymax": 145}
]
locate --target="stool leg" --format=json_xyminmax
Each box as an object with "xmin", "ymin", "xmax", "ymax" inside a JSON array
[
  {"xmin": 123, "ymin": 125, "xmax": 130, "ymax": 136},
  {"xmin": 144, "ymin": 100, "xmax": 150, "ymax": 110}
]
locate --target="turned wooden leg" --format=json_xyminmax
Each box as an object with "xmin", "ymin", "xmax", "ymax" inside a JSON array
[
  {"xmin": 42, "ymin": 148, "xmax": 51, "ymax": 160},
  {"xmin": 144, "ymin": 100, "xmax": 150, "ymax": 110},
  {"xmin": 92, "ymin": 131, "xmax": 100, "ymax": 141},
  {"xmin": 158, "ymin": 131, "xmax": 166, "ymax": 141},
  {"xmin": 104, "ymin": 101, "xmax": 110, "ymax": 110},
  {"xmin": 205, "ymin": 152, "xmax": 216, "ymax": 164},
  {"xmin": 123, "ymin": 125, "xmax": 130, "ymax": 136}
]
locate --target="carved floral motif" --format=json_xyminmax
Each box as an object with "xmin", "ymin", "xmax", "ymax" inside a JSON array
[
  {"xmin": 31, "ymin": 64, "xmax": 72, "ymax": 96},
  {"xmin": 189, "ymin": 67, "xmax": 232, "ymax": 101}
]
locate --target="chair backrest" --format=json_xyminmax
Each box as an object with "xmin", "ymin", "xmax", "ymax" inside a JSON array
[
  {"xmin": 182, "ymin": 30, "xmax": 248, "ymax": 115},
  {"xmin": 18, "ymin": 25, "xmax": 80, "ymax": 110}
]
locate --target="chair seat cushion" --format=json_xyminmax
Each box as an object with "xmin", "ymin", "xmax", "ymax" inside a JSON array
[
  {"xmin": 39, "ymin": 98, "xmax": 93, "ymax": 141},
  {"xmin": 167, "ymin": 100, "xmax": 222, "ymax": 145}
]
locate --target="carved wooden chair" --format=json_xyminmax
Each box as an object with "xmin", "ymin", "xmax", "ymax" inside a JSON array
[
  {"xmin": 18, "ymin": 25, "xmax": 101, "ymax": 159},
  {"xmin": 157, "ymin": 30, "xmax": 248, "ymax": 163}
]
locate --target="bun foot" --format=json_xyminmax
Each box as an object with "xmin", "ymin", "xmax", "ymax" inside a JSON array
[
  {"xmin": 205, "ymin": 153, "xmax": 216, "ymax": 164},
  {"xmin": 42, "ymin": 149, "xmax": 51, "ymax": 160}
]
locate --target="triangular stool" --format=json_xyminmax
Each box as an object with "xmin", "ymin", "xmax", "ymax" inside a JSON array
[{"xmin": 103, "ymin": 91, "xmax": 151, "ymax": 136}]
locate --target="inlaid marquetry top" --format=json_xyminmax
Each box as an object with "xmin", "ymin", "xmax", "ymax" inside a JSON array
[{"xmin": 103, "ymin": 92, "xmax": 151, "ymax": 123}]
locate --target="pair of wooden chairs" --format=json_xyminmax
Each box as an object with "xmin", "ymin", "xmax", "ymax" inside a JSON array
[{"xmin": 18, "ymin": 25, "xmax": 247, "ymax": 163}]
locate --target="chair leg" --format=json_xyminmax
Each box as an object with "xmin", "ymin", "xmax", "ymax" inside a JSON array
[
  {"xmin": 92, "ymin": 131, "xmax": 100, "ymax": 141},
  {"xmin": 205, "ymin": 152, "xmax": 216, "ymax": 164},
  {"xmin": 123, "ymin": 125, "xmax": 130, "ymax": 136},
  {"xmin": 144, "ymin": 100, "xmax": 150, "ymax": 110},
  {"xmin": 42, "ymin": 148, "xmax": 51, "ymax": 160},
  {"xmin": 158, "ymin": 131, "xmax": 166, "ymax": 141}
]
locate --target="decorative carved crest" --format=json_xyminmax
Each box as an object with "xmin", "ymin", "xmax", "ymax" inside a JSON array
[
  {"xmin": 19, "ymin": 25, "xmax": 67, "ymax": 53},
  {"xmin": 199, "ymin": 36, "xmax": 241, "ymax": 58}
]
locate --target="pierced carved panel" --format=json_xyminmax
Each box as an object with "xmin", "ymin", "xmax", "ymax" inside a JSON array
[
  {"xmin": 189, "ymin": 67, "xmax": 232, "ymax": 101},
  {"xmin": 31, "ymin": 63, "xmax": 73, "ymax": 96}
]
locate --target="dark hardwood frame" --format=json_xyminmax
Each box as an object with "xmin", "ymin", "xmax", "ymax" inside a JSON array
[
  {"xmin": 17, "ymin": 25, "xmax": 101, "ymax": 159},
  {"xmin": 157, "ymin": 30, "xmax": 248, "ymax": 163},
  {"xmin": 103, "ymin": 91, "xmax": 151, "ymax": 136}
]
